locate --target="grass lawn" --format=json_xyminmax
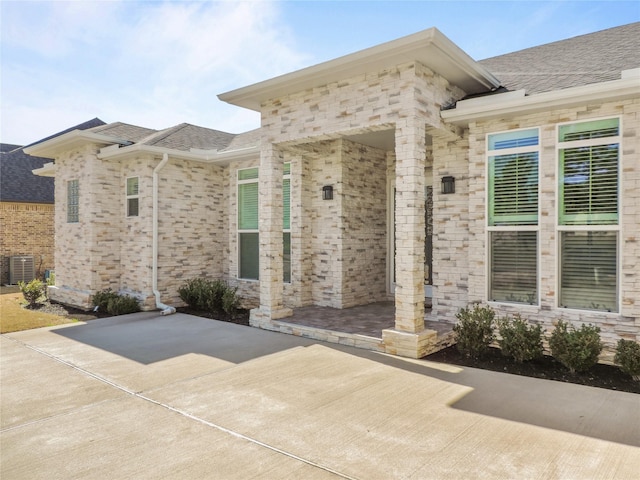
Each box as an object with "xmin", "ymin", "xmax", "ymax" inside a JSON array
[{"xmin": 0, "ymin": 287, "xmax": 78, "ymax": 333}]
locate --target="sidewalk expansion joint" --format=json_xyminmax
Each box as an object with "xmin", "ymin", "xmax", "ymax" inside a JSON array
[{"xmin": 5, "ymin": 335, "xmax": 359, "ymax": 480}]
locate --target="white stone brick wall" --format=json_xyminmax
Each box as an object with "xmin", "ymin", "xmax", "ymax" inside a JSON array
[{"xmin": 464, "ymin": 98, "xmax": 639, "ymax": 346}]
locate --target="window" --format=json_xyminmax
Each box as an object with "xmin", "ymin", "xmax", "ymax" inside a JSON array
[
  {"xmin": 237, "ymin": 165, "xmax": 291, "ymax": 281},
  {"xmin": 558, "ymin": 118, "xmax": 619, "ymax": 312},
  {"xmin": 487, "ymin": 129, "xmax": 539, "ymax": 304},
  {"xmin": 67, "ymin": 179, "xmax": 79, "ymax": 223},
  {"xmin": 126, "ymin": 177, "xmax": 139, "ymax": 217},
  {"xmin": 283, "ymin": 163, "xmax": 291, "ymax": 283},
  {"xmin": 238, "ymin": 167, "xmax": 259, "ymax": 279}
]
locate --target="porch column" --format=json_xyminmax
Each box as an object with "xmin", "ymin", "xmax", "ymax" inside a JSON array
[
  {"xmin": 250, "ymin": 142, "xmax": 293, "ymax": 326},
  {"xmin": 383, "ymin": 119, "xmax": 436, "ymax": 358}
]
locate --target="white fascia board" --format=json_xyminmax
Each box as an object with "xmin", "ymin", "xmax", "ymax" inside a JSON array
[
  {"xmin": 441, "ymin": 77, "xmax": 640, "ymax": 125},
  {"xmin": 24, "ymin": 130, "xmax": 131, "ymax": 158},
  {"xmin": 99, "ymin": 143, "xmax": 259, "ymax": 165},
  {"xmin": 32, "ymin": 162, "xmax": 56, "ymax": 177},
  {"xmin": 218, "ymin": 27, "xmax": 499, "ymax": 111}
]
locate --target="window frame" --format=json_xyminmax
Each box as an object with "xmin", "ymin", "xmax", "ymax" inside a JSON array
[
  {"xmin": 236, "ymin": 164, "xmax": 292, "ymax": 282},
  {"xmin": 486, "ymin": 127, "xmax": 540, "ymax": 306},
  {"xmin": 556, "ymin": 116, "xmax": 621, "ymax": 313},
  {"xmin": 237, "ymin": 167, "xmax": 260, "ymax": 281},
  {"xmin": 67, "ymin": 179, "xmax": 79, "ymax": 223},
  {"xmin": 126, "ymin": 176, "xmax": 140, "ymax": 218}
]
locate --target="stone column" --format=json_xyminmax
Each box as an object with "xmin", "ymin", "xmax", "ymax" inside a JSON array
[
  {"xmin": 383, "ymin": 119, "xmax": 436, "ymax": 357},
  {"xmin": 250, "ymin": 142, "xmax": 293, "ymax": 326}
]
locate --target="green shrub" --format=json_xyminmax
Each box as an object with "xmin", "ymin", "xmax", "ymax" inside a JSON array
[
  {"xmin": 497, "ymin": 314, "xmax": 543, "ymax": 363},
  {"xmin": 614, "ymin": 339, "xmax": 640, "ymax": 379},
  {"xmin": 453, "ymin": 305, "xmax": 495, "ymax": 359},
  {"xmin": 18, "ymin": 279, "xmax": 46, "ymax": 306},
  {"xmin": 179, "ymin": 278, "xmax": 240, "ymax": 315},
  {"xmin": 106, "ymin": 295, "xmax": 141, "ymax": 316},
  {"xmin": 221, "ymin": 285, "xmax": 239, "ymax": 314},
  {"xmin": 92, "ymin": 289, "xmax": 120, "ymax": 311},
  {"xmin": 92, "ymin": 289, "xmax": 140, "ymax": 316},
  {"xmin": 549, "ymin": 320, "xmax": 603, "ymax": 373},
  {"xmin": 178, "ymin": 278, "xmax": 208, "ymax": 310}
]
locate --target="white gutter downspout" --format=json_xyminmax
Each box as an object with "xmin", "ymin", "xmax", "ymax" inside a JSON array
[{"xmin": 152, "ymin": 153, "xmax": 176, "ymax": 315}]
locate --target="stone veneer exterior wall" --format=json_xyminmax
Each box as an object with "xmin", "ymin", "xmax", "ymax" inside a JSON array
[
  {"xmin": 50, "ymin": 148, "xmax": 227, "ymax": 310},
  {"xmin": 461, "ymin": 97, "xmax": 639, "ymax": 347},
  {"xmin": 0, "ymin": 202, "xmax": 54, "ymax": 284}
]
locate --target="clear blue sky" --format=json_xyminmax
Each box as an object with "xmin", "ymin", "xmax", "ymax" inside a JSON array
[{"xmin": 1, "ymin": 0, "xmax": 638, "ymax": 145}]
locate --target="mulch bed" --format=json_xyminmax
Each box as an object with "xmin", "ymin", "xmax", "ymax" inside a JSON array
[
  {"xmin": 176, "ymin": 307, "xmax": 251, "ymax": 326},
  {"xmin": 426, "ymin": 345, "xmax": 640, "ymax": 394},
  {"xmin": 24, "ymin": 300, "xmax": 111, "ymax": 321}
]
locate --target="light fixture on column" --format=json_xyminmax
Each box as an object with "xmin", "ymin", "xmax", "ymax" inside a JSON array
[
  {"xmin": 441, "ymin": 176, "xmax": 455, "ymax": 194},
  {"xmin": 322, "ymin": 185, "xmax": 334, "ymax": 200}
]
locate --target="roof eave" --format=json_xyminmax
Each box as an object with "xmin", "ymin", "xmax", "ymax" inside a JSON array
[
  {"xmin": 32, "ymin": 162, "xmax": 56, "ymax": 177},
  {"xmin": 98, "ymin": 143, "xmax": 260, "ymax": 165},
  {"xmin": 24, "ymin": 130, "xmax": 132, "ymax": 158},
  {"xmin": 441, "ymin": 75, "xmax": 640, "ymax": 126},
  {"xmin": 218, "ymin": 27, "xmax": 500, "ymax": 111}
]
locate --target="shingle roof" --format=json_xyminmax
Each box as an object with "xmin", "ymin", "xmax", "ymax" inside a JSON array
[
  {"xmin": 479, "ymin": 22, "xmax": 640, "ymax": 94},
  {"xmin": 1, "ymin": 144, "xmax": 22, "ymax": 154},
  {"xmin": 139, "ymin": 123, "xmax": 236, "ymax": 151},
  {"xmin": 222, "ymin": 128, "xmax": 261, "ymax": 151},
  {"xmin": 89, "ymin": 122, "xmax": 158, "ymax": 143},
  {"xmin": 1, "ymin": 118, "xmax": 106, "ymax": 203}
]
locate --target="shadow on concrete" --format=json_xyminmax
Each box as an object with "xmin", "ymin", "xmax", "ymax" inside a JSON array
[
  {"xmin": 52, "ymin": 312, "xmax": 639, "ymax": 448},
  {"xmin": 339, "ymin": 346, "xmax": 640, "ymax": 448},
  {"xmin": 52, "ymin": 312, "xmax": 316, "ymax": 365}
]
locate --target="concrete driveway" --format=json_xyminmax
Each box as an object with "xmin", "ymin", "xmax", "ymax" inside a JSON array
[{"xmin": 1, "ymin": 312, "xmax": 639, "ymax": 479}]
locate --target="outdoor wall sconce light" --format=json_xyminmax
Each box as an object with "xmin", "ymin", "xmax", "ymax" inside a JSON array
[
  {"xmin": 322, "ymin": 185, "xmax": 334, "ymax": 200},
  {"xmin": 441, "ymin": 176, "xmax": 455, "ymax": 194}
]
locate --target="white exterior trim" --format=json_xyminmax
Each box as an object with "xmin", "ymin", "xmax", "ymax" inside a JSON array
[{"xmin": 442, "ymin": 76, "xmax": 640, "ymax": 125}]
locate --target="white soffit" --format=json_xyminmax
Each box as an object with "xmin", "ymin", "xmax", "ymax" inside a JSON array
[
  {"xmin": 24, "ymin": 130, "xmax": 130, "ymax": 158},
  {"xmin": 218, "ymin": 27, "xmax": 500, "ymax": 111}
]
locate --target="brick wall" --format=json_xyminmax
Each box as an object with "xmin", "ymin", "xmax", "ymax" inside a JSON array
[{"xmin": 0, "ymin": 202, "xmax": 54, "ymax": 284}]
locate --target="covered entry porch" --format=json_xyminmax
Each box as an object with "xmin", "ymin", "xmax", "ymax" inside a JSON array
[{"xmin": 257, "ymin": 301, "xmax": 456, "ymax": 356}]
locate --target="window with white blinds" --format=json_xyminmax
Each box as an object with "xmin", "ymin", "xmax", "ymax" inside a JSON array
[
  {"xmin": 559, "ymin": 118, "xmax": 619, "ymax": 225},
  {"xmin": 558, "ymin": 118, "xmax": 619, "ymax": 312},
  {"xmin": 487, "ymin": 129, "xmax": 539, "ymax": 304},
  {"xmin": 237, "ymin": 165, "xmax": 291, "ymax": 282}
]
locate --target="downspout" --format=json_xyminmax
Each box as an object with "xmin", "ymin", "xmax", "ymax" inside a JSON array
[{"xmin": 152, "ymin": 153, "xmax": 176, "ymax": 315}]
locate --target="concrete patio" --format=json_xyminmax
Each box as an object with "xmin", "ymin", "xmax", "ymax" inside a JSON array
[{"xmin": 2, "ymin": 312, "xmax": 638, "ymax": 479}]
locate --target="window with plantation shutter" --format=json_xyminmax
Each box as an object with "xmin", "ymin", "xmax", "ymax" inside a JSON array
[
  {"xmin": 238, "ymin": 168, "xmax": 259, "ymax": 279},
  {"xmin": 237, "ymin": 165, "xmax": 292, "ymax": 282},
  {"xmin": 487, "ymin": 129, "xmax": 539, "ymax": 304},
  {"xmin": 283, "ymin": 163, "xmax": 291, "ymax": 283},
  {"xmin": 558, "ymin": 118, "xmax": 619, "ymax": 312}
]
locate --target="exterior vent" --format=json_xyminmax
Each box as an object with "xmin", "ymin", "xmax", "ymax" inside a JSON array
[{"xmin": 10, "ymin": 256, "xmax": 35, "ymax": 284}]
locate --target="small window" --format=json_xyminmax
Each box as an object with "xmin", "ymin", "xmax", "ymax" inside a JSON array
[
  {"xmin": 126, "ymin": 177, "xmax": 139, "ymax": 217},
  {"xmin": 67, "ymin": 179, "xmax": 79, "ymax": 223}
]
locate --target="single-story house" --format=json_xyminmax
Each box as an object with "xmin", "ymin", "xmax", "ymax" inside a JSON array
[
  {"xmin": 28, "ymin": 23, "xmax": 639, "ymax": 358},
  {"xmin": 0, "ymin": 118, "xmax": 105, "ymax": 285}
]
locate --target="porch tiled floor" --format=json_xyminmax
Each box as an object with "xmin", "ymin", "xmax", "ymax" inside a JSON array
[{"xmin": 284, "ymin": 301, "xmax": 453, "ymax": 339}]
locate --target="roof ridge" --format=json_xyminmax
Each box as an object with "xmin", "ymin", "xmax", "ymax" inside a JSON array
[{"xmin": 138, "ymin": 123, "xmax": 189, "ymax": 146}]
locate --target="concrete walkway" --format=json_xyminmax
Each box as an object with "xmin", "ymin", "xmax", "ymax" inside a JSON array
[{"xmin": 1, "ymin": 312, "xmax": 638, "ymax": 479}]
